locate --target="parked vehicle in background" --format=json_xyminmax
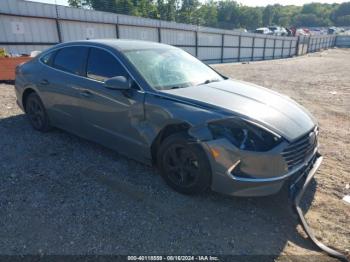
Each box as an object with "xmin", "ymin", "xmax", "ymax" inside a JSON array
[
  {"xmin": 328, "ymin": 27, "xmax": 340, "ymax": 35},
  {"xmin": 287, "ymin": 27, "xmax": 297, "ymax": 37},
  {"xmin": 311, "ymin": 28, "xmax": 321, "ymax": 35},
  {"xmin": 255, "ymin": 27, "xmax": 271, "ymax": 35},
  {"xmin": 232, "ymin": 28, "xmax": 248, "ymax": 34},
  {"xmin": 303, "ymin": 28, "xmax": 311, "ymax": 35},
  {"xmin": 268, "ymin": 26, "xmax": 288, "ymax": 36},
  {"xmin": 296, "ymin": 28, "xmax": 311, "ymax": 36}
]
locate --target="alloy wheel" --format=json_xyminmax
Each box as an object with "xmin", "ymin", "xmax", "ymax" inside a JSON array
[
  {"xmin": 163, "ymin": 144, "xmax": 200, "ymax": 187},
  {"xmin": 27, "ymin": 98, "xmax": 45, "ymax": 129}
]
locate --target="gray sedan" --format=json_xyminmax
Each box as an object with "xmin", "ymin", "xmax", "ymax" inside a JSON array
[{"xmin": 15, "ymin": 39, "xmax": 321, "ymax": 197}]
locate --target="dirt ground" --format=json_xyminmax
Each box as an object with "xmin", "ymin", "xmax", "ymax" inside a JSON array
[{"xmin": 0, "ymin": 48, "xmax": 349, "ymax": 260}]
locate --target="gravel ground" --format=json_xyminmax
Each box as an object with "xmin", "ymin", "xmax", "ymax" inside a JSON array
[{"xmin": 0, "ymin": 49, "xmax": 349, "ymax": 260}]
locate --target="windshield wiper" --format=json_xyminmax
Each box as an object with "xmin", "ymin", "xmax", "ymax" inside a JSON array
[
  {"xmin": 169, "ymin": 80, "xmax": 219, "ymax": 89},
  {"xmin": 197, "ymin": 79, "xmax": 221, "ymax": 86}
]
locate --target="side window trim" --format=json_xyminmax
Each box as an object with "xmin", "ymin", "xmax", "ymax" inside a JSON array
[
  {"xmin": 79, "ymin": 48, "xmax": 89, "ymax": 77},
  {"xmin": 51, "ymin": 50, "xmax": 58, "ymax": 67},
  {"xmin": 38, "ymin": 44, "xmax": 143, "ymax": 91},
  {"xmin": 81, "ymin": 47, "xmax": 91, "ymax": 78}
]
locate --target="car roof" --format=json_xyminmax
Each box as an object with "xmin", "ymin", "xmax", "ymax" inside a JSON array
[{"xmin": 60, "ymin": 39, "xmax": 176, "ymax": 52}]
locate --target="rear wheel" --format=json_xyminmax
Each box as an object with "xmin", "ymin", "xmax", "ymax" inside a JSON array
[
  {"xmin": 157, "ymin": 133, "xmax": 212, "ymax": 194},
  {"xmin": 25, "ymin": 92, "xmax": 51, "ymax": 132}
]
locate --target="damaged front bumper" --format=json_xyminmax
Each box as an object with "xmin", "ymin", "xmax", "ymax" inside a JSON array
[{"xmin": 201, "ymin": 138, "xmax": 320, "ymax": 197}]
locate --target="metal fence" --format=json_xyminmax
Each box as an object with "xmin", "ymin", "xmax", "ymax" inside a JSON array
[
  {"xmin": 0, "ymin": 0, "xmax": 337, "ymax": 63},
  {"xmin": 335, "ymin": 35, "xmax": 350, "ymax": 47}
]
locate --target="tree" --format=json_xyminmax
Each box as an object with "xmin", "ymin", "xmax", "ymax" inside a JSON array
[
  {"xmin": 278, "ymin": 16, "xmax": 290, "ymax": 27},
  {"xmin": 133, "ymin": 0, "xmax": 158, "ymax": 19},
  {"xmin": 336, "ymin": 15, "xmax": 350, "ymax": 26},
  {"xmin": 157, "ymin": 0, "xmax": 177, "ymax": 21},
  {"xmin": 197, "ymin": 0, "xmax": 218, "ymax": 27},
  {"xmin": 263, "ymin": 5, "xmax": 276, "ymax": 26},
  {"xmin": 177, "ymin": 0, "xmax": 201, "ymax": 24},
  {"xmin": 217, "ymin": 0, "xmax": 240, "ymax": 29},
  {"xmin": 239, "ymin": 6, "xmax": 263, "ymax": 29},
  {"xmin": 300, "ymin": 3, "xmax": 333, "ymax": 26},
  {"xmin": 332, "ymin": 2, "xmax": 350, "ymax": 26},
  {"xmin": 272, "ymin": 5, "xmax": 301, "ymax": 27},
  {"xmin": 67, "ymin": 0, "xmax": 350, "ymax": 29},
  {"xmin": 333, "ymin": 2, "xmax": 350, "ymax": 17},
  {"xmin": 115, "ymin": 0, "xmax": 135, "ymax": 15},
  {"xmin": 70, "ymin": 0, "xmax": 117, "ymax": 13},
  {"xmin": 68, "ymin": 0, "xmax": 89, "ymax": 8},
  {"xmin": 293, "ymin": 13, "xmax": 323, "ymax": 27}
]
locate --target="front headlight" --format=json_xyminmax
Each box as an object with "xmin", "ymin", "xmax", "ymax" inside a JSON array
[{"xmin": 208, "ymin": 118, "xmax": 282, "ymax": 152}]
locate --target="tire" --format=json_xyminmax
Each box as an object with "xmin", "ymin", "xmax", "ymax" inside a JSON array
[
  {"xmin": 25, "ymin": 92, "xmax": 51, "ymax": 132},
  {"xmin": 157, "ymin": 133, "xmax": 212, "ymax": 194}
]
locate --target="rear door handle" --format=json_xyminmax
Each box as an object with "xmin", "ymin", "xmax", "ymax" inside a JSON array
[
  {"xmin": 80, "ymin": 90, "xmax": 93, "ymax": 98},
  {"xmin": 39, "ymin": 79, "xmax": 49, "ymax": 85}
]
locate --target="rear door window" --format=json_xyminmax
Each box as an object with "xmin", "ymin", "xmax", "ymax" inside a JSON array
[
  {"xmin": 52, "ymin": 46, "xmax": 88, "ymax": 76},
  {"xmin": 86, "ymin": 48, "xmax": 127, "ymax": 82}
]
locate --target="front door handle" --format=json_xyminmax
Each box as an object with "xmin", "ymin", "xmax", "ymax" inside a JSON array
[
  {"xmin": 80, "ymin": 90, "xmax": 92, "ymax": 98},
  {"xmin": 39, "ymin": 79, "xmax": 49, "ymax": 85}
]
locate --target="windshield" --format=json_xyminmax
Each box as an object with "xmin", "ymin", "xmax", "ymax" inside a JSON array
[{"xmin": 123, "ymin": 48, "xmax": 224, "ymax": 90}]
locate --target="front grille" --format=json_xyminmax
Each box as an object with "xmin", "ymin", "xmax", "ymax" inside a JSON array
[{"xmin": 282, "ymin": 127, "xmax": 318, "ymax": 171}]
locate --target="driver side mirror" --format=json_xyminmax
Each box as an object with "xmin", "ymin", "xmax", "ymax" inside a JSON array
[{"xmin": 104, "ymin": 76, "xmax": 132, "ymax": 90}]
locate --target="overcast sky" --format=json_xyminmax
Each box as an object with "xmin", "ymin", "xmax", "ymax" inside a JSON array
[{"xmin": 28, "ymin": 0, "xmax": 348, "ymax": 7}]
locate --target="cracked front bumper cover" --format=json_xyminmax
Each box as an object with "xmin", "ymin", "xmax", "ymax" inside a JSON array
[{"xmin": 202, "ymin": 134, "xmax": 321, "ymax": 197}]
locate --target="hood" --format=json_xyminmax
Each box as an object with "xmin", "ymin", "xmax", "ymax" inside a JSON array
[{"xmin": 162, "ymin": 79, "xmax": 316, "ymax": 141}]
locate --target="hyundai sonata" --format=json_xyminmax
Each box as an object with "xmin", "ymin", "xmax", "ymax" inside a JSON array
[{"xmin": 15, "ymin": 39, "xmax": 321, "ymax": 197}]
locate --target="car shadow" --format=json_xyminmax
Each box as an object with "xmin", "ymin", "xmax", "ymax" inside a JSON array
[{"xmin": 0, "ymin": 114, "xmax": 320, "ymax": 258}]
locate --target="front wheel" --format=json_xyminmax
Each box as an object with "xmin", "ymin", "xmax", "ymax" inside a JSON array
[
  {"xmin": 157, "ymin": 133, "xmax": 212, "ymax": 194},
  {"xmin": 25, "ymin": 92, "xmax": 51, "ymax": 132}
]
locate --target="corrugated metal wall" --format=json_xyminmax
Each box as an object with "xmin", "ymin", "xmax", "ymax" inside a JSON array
[
  {"xmin": 0, "ymin": 14, "xmax": 58, "ymax": 43},
  {"xmin": 60, "ymin": 21, "xmax": 117, "ymax": 41},
  {"xmin": 119, "ymin": 25, "xmax": 158, "ymax": 41},
  {"xmin": 0, "ymin": 0, "xmax": 338, "ymax": 63},
  {"xmin": 335, "ymin": 35, "xmax": 350, "ymax": 47}
]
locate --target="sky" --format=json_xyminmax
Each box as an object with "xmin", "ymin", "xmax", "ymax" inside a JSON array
[{"xmin": 28, "ymin": 0, "xmax": 348, "ymax": 7}]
